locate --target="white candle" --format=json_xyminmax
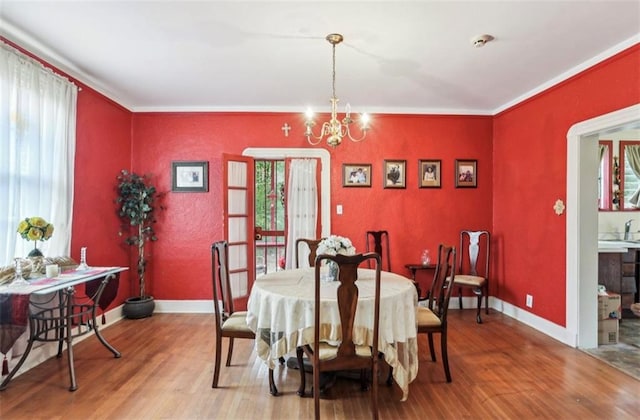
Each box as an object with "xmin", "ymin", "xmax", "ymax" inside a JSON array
[{"xmin": 46, "ymin": 264, "xmax": 60, "ymax": 278}]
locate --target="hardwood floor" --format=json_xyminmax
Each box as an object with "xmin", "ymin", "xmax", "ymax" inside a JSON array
[{"xmin": 0, "ymin": 310, "xmax": 638, "ymax": 419}]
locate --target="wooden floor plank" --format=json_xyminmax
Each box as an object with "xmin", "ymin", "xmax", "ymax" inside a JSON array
[{"xmin": 0, "ymin": 311, "xmax": 638, "ymax": 419}]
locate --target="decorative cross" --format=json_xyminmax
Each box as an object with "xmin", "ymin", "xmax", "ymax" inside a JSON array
[{"xmin": 281, "ymin": 123, "xmax": 291, "ymax": 137}]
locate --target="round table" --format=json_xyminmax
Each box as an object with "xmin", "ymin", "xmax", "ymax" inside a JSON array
[{"xmin": 246, "ymin": 267, "xmax": 418, "ymax": 401}]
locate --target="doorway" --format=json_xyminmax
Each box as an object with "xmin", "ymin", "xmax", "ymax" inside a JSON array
[
  {"xmin": 243, "ymin": 147, "xmax": 332, "ymax": 263},
  {"xmin": 254, "ymin": 159, "xmax": 286, "ymax": 277},
  {"xmin": 567, "ymin": 103, "xmax": 640, "ymax": 348}
]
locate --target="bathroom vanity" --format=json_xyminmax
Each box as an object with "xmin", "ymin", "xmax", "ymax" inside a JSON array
[{"xmin": 598, "ymin": 241, "xmax": 640, "ymax": 318}]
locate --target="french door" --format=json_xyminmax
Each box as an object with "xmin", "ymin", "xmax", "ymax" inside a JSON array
[
  {"xmin": 223, "ymin": 154, "xmax": 254, "ymax": 310},
  {"xmin": 223, "ymin": 153, "xmax": 323, "ymax": 309}
]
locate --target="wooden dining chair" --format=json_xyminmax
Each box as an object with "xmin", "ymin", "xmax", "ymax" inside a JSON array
[
  {"xmin": 453, "ymin": 230, "xmax": 490, "ymax": 323},
  {"xmin": 211, "ymin": 241, "xmax": 277, "ymax": 395},
  {"xmin": 297, "ymin": 252, "xmax": 383, "ymax": 420},
  {"xmin": 417, "ymin": 244, "xmax": 456, "ymax": 382},
  {"xmin": 366, "ymin": 230, "xmax": 391, "ymax": 271},
  {"xmin": 295, "ymin": 238, "xmax": 324, "ymax": 268}
]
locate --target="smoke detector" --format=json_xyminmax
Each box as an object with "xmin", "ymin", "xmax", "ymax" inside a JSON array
[{"xmin": 471, "ymin": 34, "xmax": 494, "ymax": 48}]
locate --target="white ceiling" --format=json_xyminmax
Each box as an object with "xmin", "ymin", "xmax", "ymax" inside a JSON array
[{"xmin": 1, "ymin": 1, "xmax": 639, "ymax": 114}]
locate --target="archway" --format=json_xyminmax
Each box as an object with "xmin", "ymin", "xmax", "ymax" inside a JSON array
[{"xmin": 566, "ymin": 103, "xmax": 640, "ymax": 348}]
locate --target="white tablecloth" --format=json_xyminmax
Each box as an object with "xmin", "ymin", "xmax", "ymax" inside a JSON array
[{"xmin": 246, "ymin": 267, "xmax": 418, "ymax": 401}]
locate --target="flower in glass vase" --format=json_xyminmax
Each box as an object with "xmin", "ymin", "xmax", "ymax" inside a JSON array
[
  {"xmin": 317, "ymin": 235, "xmax": 356, "ymax": 256},
  {"xmin": 317, "ymin": 235, "xmax": 356, "ymax": 281},
  {"xmin": 17, "ymin": 216, "xmax": 54, "ymax": 257}
]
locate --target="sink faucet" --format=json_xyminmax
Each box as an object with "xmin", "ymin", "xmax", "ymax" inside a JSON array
[{"xmin": 624, "ymin": 219, "xmax": 634, "ymax": 240}]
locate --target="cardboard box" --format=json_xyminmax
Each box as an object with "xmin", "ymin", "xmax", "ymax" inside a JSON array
[
  {"xmin": 598, "ymin": 292, "xmax": 621, "ymax": 320},
  {"xmin": 598, "ymin": 318, "xmax": 619, "ymax": 345}
]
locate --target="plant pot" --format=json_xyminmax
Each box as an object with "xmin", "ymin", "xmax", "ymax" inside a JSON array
[{"xmin": 122, "ymin": 296, "xmax": 155, "ymax": 319}]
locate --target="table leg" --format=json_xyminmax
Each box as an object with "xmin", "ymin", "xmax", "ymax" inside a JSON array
[{"xmin": 64, "ymin": 287, "xmax": 77, "ymax": 391}]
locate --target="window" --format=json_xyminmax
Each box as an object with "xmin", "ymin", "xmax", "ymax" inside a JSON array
[
  {"xmin": 0, "ymin": 42, "xmax": 77, "ymax": 263},
  {"xmin": 619, "ymin": 141, "xmax": 640, "ymax": 210},
  {"xmin": 598, "ymin": 140, "xmax": 612, "ymax": 210}
]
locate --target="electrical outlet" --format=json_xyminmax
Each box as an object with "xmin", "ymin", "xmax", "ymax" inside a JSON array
[{"xmin": 526, "ymin": 294, "xmax": 533, "ymax": 308}]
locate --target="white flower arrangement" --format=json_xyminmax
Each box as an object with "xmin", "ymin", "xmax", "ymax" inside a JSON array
[{"xmin": 317, "ymin": 235, "xmax": 356, "ymax": 257}]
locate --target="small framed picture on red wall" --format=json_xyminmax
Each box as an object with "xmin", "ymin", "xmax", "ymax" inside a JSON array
[
  {"xmin": 419, "ymin": 159, "xmax": 441, "ymax": 188},
  {"xmin": 342, "ymin": 163, "xmax": 372, "ymax": 187},
  {"xmin": 172, "ymin": 161, "xmax": 209, "ymax": 192},
  {"xmin": 384, "ymin": 160, "xmax": 406, "ymax": 189},
  {"xmin": 455, "ymin": 159, "xmax": 477, "ymax": 188}
]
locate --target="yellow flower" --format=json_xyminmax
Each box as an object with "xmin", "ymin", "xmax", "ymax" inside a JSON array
[
  {"xmin": 44, "ymin": 224, "xmax": 54, "ymax": 240},
  {"xmin": 27, "ymin": 227, "xmax": 43, "ymax": 241},
  {"xmin": 29, "ymin": 217, "xmax": 47, "ymax": 228},
  {"xmin": 17, "ymin": 220, "xmax": 29, "ymax": 234},
  {"xmin": 17, "ymin": 216, "xmax": 54, "ymax": 242}
]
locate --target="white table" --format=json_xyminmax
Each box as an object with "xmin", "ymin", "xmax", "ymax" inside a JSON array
[
  {"xmin": 0, "ymin": 267, "xmax": 126, "ymax": 391},
  {"xmin": 247, "ymin": 267, "xmax": 418, "ymax": 401}
]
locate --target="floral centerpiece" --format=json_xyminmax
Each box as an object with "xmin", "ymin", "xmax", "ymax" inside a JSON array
[
  {"xmin": 17, "ymin": 216, "xmax": 54, "ymax": 257},
  {"xmin": 317, "ymin": 235, "xmax": 356, "ymax": 256},
  {"xmin": 317, "ymin": 235, "xmax": 356, "ymax": 281}
]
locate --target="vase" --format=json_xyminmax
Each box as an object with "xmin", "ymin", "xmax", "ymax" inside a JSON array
[
  {"xmin": 28, "ymin": 243, "xmax": 43, "ymax": 258},
  {"xmin": 327, "ymin": 261, "xmax": 339, "ymax": 282}
]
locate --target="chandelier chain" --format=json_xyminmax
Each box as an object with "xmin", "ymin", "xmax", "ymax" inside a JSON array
[{"xmin": 303, "ymin": 33, "xmax": 369, "ymax": 147}]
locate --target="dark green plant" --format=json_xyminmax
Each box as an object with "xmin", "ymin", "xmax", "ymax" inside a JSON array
[{"xmin": 116, "ymin": 170, "xmax": 162, "ymax": 298}]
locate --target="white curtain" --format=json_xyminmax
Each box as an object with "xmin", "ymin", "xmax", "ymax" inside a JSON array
[
  {"xmin": 625, "ymin": 145, "xmax": 640, "ymax": 207},
  {"xmin": 0, "ymin": 41, "xmax": 77, "ymax": 264},
  {"xmin": 285, "ymin": 159, "xmax": 318, "ymax": 269}
]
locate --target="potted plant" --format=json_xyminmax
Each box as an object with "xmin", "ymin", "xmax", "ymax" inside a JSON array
[{"xmin": 116, "ymin": 169, "xmax": 163, "ymax": 319}]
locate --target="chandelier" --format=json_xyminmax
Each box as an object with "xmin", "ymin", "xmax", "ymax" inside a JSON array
[{"xmin": 304, "ymin": 33, "xmax": 370, "ymax": 147}]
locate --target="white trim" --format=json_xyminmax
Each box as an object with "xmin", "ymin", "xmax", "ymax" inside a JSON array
[
  {"xmin": 154, "ymin": 299, "xmax": 213, "ymax": 313},
  {"xmin": 566, "ymin": 103, "xmax": 640, "ymax": 349},
  {"xmin": 243, "ymin": 148, "xmax": 331, "ymax": 238},
  {"xmin": 494, "ymin": 36, "xmax": 640, "ymax": 115},
  {"xmin": 0, "ymin": 18, "xmax": 130, "ymax": 110},
  {"xmin": 499, "ymin": 299, "xmax": 574, "ymax": 345}
]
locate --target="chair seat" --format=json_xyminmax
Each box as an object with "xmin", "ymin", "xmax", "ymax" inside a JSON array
[
  {"xmin": 452, "ymin": 274, "xmax": 486, "ymax": 287},
  {"xmin": 416, "ymin": 307, "xmax": 442, "ymax": 327},
  {"xmin": 221, "ymin": 311, "xmax": 253, "ymax": 333},
  {"xmin": 315, "ymin": 342, "xmax": 373, "ymax": 360}
]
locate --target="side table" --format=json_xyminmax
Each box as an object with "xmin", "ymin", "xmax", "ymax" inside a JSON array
[{"xmin": 404, "ymin": 263, "xmax": 436, "ymax": 299}]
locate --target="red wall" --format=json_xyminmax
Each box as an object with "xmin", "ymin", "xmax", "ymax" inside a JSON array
[
  {"xmin": 493, "ymin": 44, "xmax": 640, "ymax": 326},
  {"xmin": 2, "ymin": 37, "xmax": 135, "ymax": 306},
  {"xmin": 73, "ymin": 88, "xmax": 133, "ymax": 301},
  {"xmin": 131, "ymin": 113, "xmax": 493, "ymax": 299}
]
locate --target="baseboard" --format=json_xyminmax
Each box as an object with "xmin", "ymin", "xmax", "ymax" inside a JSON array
[
  {"xmin": 491, "ymin": 297, "xmax": 575, "ymax": 347},
  {"xmin": 154, "ymin": 299, "xmax": 213, "ymax": 313}
]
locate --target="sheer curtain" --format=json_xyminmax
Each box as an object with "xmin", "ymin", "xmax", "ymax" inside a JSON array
[
  {"xmin": 0, "ymin": 42, "xmax": 77, "ymax": 264},
  {"xmin": 625, "ymin": 145, "xmax": 640, "ymax": 207},
  {"xmin": 285, "ymin": 159, "xmax": 318, "ymax": 269}
]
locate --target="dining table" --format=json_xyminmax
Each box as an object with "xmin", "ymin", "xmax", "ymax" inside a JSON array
[{"xmin": 246, "ymin": 266, "xmax": 418, "ymax": 401}]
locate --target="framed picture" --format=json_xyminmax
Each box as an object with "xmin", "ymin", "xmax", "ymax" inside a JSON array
[
  {"xmin": 419, "ymin": 159, "xmax": 441, "ymax": 188},
  {"xmin": 172, "ymin": 161, "xmax": 209, "ymax": 192},
  {"xmin": 455, "ymin": 159, "xmax": 477, "ymax": 188},
  {"xmin": 384, "ymin": 160, "xmax": 406, "ymax": 189},
  {"xmin": 342, "ymin": 163, "xmax": 372, "ymax": 187}
]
